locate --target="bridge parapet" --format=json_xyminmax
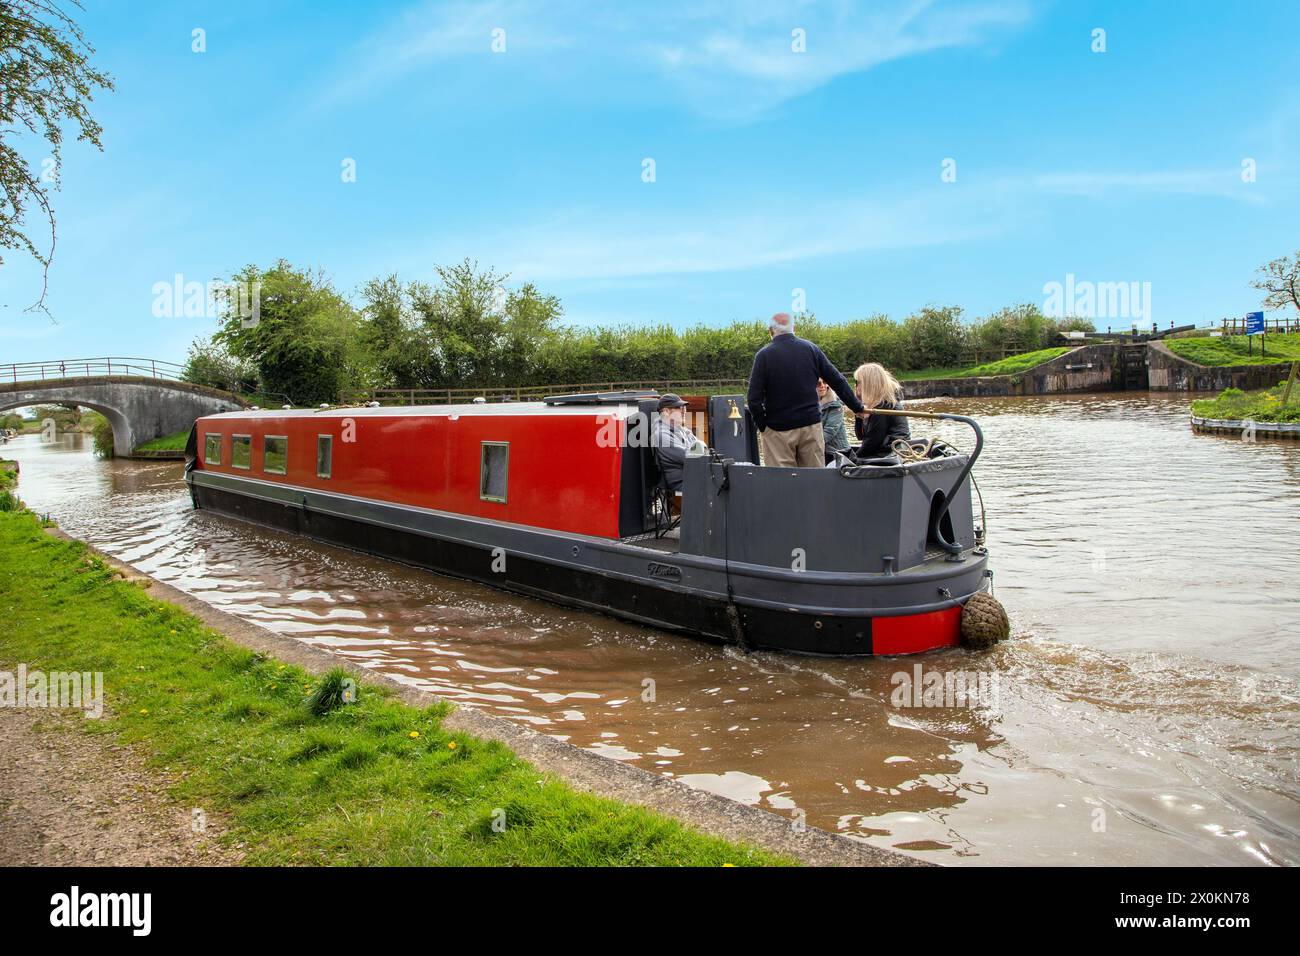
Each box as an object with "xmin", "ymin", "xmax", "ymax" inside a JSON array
[
  {"xmin": 0, "ymin": 364, "xmax": 247, "ymax": 456},
  {"xmin": 2, "ymin": 357, "xmax": 186, "ymax": 384}
]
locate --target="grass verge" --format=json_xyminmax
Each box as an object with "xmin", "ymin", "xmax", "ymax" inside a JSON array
[
  {"xmin": 0, "ymin": 459, "xmax": 18, "ymax": 511},
  {"xmin": 0, "ymin": 507, "xmax": 785, "ymax": 866},
  {"xmin": 1166, "ymin": 333, "xmax": 1300, "ymax": 367},
  {"xmin": 133, "ymin": 428, "xmax": 191, "ymax": 452},
  {"xmin": 1191, "ymin": 382, "xmax": 1300, "ymax": 424},
  {"xmin": 897, "ymin": 346, "xmax": 1075, "ymax": 381}
]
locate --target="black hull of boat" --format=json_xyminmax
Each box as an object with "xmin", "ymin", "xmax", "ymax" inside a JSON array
[{"xmin": 188, "ymin": 474, "xmax": 988, "ymax": 656}]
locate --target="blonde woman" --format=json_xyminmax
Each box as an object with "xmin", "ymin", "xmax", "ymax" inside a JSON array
[{"xmin": 852, "ymin": 363, "xmax": 910, "ymax": 459}]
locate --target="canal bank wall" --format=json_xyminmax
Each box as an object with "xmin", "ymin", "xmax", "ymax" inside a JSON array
[
  {"xmin": 44, "ymin": 525, "xmax": 924, "ymax": 868},
  {"xmin": 902, "ymin": 342, "xmax": 1293, "ymax": 399},
  {"xmin": 1189, "ymin": 415, "xmax": 1300, "ymax": 439},
  {"xmin": 1146, "ymin": 341, "xmax": 1293, "ymax": 392},
  {"xmin": 903, "ymin": 344, "xmax": 1123, "ymax": 399}
]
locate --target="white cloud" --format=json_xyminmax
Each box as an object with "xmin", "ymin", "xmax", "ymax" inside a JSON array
[
  {"xmin": 646, "ymin": 0, "xmax": 1035, "ymax": 117},
  {"xmin": 317, "ymin": 0, "xmax": 1035, "ymax": 116},
  {"xmin": 315, "ymin": 0, "xmax": 572, "ymax": 109},
  {"xmin": 381, "ymin": 185, "xmax": 1015, "ymax": 284},
  {"xmin": 1032, "ymin": 169, "xmax": 1267, "ymax": 203},
  {"xmin": 368, "ymin": 154, "xmax": 1274, "ymax": 287}
]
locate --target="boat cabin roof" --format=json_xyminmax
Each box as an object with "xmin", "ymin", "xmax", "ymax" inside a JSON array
[{"xmin": 200, "ymin": 402, "xmax": 644, "ymax": 422}]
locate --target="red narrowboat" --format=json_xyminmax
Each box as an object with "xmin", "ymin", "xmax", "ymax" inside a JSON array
[{"xmin": 185, "ymin": 392, "xmax": 992, "ymax": 655}]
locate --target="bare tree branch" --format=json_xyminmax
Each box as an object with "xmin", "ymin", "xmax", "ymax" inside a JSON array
[
  {"xmin": 0, "ymin": 0, "xmax": 112, "ymax": 319},
  {"xmin": 1251, "ymin": 252, "xmax": 1300, "ymax": 313}
]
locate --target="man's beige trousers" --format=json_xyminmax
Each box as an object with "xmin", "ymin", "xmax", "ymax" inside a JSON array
[{"xmin": 759, "ymin": 422, "xmax": 825, "ymax": 468}]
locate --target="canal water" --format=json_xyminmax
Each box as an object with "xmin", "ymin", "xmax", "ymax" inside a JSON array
[{"xmin": 5, "ymin": 392, "xmax": 1298, "ymax": 865}]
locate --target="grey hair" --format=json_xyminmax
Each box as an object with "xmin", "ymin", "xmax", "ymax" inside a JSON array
[{"xmin": 769, "ymin": 312, "xmax": 794, "ymax": 335}]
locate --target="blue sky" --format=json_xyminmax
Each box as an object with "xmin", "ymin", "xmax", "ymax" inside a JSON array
[{"xmin": 2, "ymin": 0, "xmax": 1297, "ymax": 364}]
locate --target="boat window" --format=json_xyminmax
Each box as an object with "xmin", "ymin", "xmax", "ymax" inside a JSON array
[
  {"xmin": 317, "ymin": 435, "xmax": 332, "ymax": 478},
  {"xmin": 480, "ymin": 441, "xmax": 508, "ymax": 503},
  {"xmin": 204, "ymin": 433, "xmax": 222, "ymax": 466},
  {"xmin": 264, "ymin": 436, "xmax": 288, "ymax": 475},
  {"xmin": 231, "ymin": 435, "xmax": 252, "ymax": 470}
]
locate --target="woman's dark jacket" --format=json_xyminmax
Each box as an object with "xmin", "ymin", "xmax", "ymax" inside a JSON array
[{"xmin": 853, "ymin": 399, "xmax": 911, "ymax": 459}]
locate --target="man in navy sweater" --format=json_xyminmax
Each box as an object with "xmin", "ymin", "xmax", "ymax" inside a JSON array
[{"xmin": 747, "ymin": 312, "xmax": 864, "ymax": 467}]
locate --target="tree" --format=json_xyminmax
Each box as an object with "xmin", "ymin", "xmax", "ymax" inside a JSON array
[
  {"xmin": 181, "ymin": 337, "xmax": 257, "ymax": 395},
  {"xmin": 407, "ymin": 259, "xmax": 562, "ymax": 388},
  {"xmin": 1252, "ymin": 252, "xmax": 1300, "ymax": 312},
  {"xmin": 499, "ymin": 282, "xmax": 563, "ymax": 384},
  {"xmin": 212, "ymin": 262, "xmax": 361, "ymax": 406},
  {"xmin": 358, "ymin": 273, "xmax": 442, "ymax": 389},
  {"xmin": 969, "ymin": 303, "xmax": 1052, "ymax": 354},
  {"xmin": 0, "ymin": 0, "xmax": 113, "ymax": 315},
  {"xmin": 903, "ymin": 306, "xmax": 965, "ymax": 370}
]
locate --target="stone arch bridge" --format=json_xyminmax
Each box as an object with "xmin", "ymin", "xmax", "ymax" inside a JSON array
[{"xmin": 1, "ymin": 358, "xmax": 246, "ymax": 456}]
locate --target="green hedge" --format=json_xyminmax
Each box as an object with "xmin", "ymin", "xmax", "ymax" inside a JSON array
[{"xmin": 182, "ymin": 260, "xmax": 1096, "ymax": 401}]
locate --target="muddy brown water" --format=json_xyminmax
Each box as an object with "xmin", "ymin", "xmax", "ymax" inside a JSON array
[{"xmin": 5, "ymin": 392, "xmax": 1298, "ymax": 865}]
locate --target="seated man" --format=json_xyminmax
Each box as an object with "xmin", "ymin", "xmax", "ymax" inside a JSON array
[{"xmin": 651, "ymin": 393, "xmax": 704, "ymax": 492}]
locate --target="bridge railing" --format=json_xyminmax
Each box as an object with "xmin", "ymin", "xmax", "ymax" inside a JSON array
[{"xmin": 1, "ymin": 357, "xmax": 187, "ymax": 385}]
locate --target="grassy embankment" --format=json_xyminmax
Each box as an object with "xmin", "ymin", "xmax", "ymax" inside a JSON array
[
  {"xmin": 896, "ymin": 346, "xmax": 1074, "ymax": 381},
  {"xmin": 1191, "ymin": 382, "xmax": 1300, "ymax": 424},
  {"xmin": 1166, "ymin": 332, "xmax": 1300, "ymax": 366},
  {"xmin": 133, "ymin": 428, "xmax": 191, "ymax": 452},
  {"xmin": 0, "ymin": 506, "xmax": 784, "ymax": 866},
  {"xmin": 0, "ymin": 459, "xmax": 18, "ymax": 511}
]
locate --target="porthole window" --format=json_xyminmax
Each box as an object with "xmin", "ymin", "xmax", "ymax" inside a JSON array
[
  {"xmin": 317, "ymin": 435, "xmax": 332, "ymax": 478},
  {"xmin": 204, "ymin": 433, "xmax": 222, "ymax": 466},
  {"xmin": 480, "ymin": 441, "xmax": 509, "ymax": 503},
  {"xmin": 231, "ymin": 435, "xmax": 252, "ymax": 470},
  {"xmin": 264, "ymin": 436, "xmax": 288, "ymax": 475}
]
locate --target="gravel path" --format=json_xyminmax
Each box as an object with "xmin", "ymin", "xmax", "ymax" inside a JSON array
[{"xmin": 0, "ymin": 706, "xmax": 243, "ymax": 866}]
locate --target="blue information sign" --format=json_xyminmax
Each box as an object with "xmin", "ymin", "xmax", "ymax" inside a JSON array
[{"xmin": 1246, "ymin": 311, "xmax": 1265, "ymax": 335}]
